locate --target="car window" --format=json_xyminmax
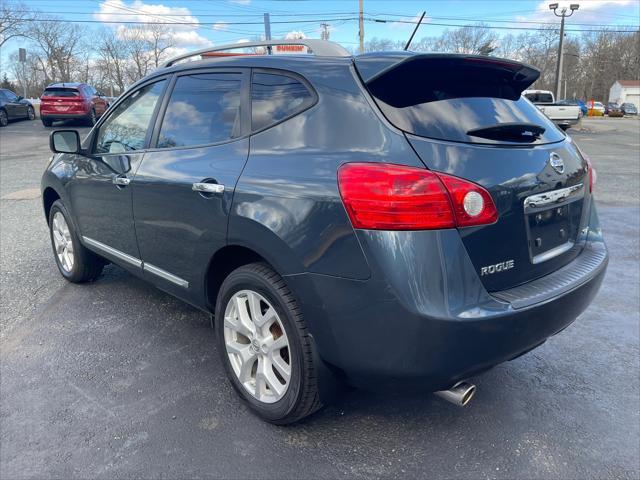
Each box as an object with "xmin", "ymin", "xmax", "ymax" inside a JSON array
[
  {"xmin": 157, "ymin": 73, "xmax": 242, "ymax": 149},
  {"xmin": 0, "ymin": 90, "xmax": 8, "ymax": 101},
  {"xmin": 523, "ymin": 92, "xmax": 554, "ymax": 103},
  {"xmin": 42, "ymin": 88, "xmax": 79, "ymax": 98},
  {"xmin": 94, "ymin": 80, "xmax": 166, "ymax": 154},
  {"xmin": 251, "ymin": 72, "xmax": 315, "ymax": 132},
  {"xmin": 4, "ymin": 90, "xmax": 18, "ymax": 101}
]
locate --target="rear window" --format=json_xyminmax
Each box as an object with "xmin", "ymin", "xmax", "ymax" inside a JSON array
[
  {"xmin": 365, "ymin": 57, "xmax": 563, "ymax": 145},
  {"xmin": 42, "ymin": 88, "xmax": 79, "ymax": 98},
  {"xmin": 524, "ymin": 92, "xmax": 554, "ymax": 103}
]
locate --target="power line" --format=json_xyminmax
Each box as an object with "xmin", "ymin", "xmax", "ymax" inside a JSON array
[
  {"xmin": 14, "ymin": 11, "xmax": 638, "ymax": 31},
  {"xmin": 8, "ymin": 16, "xmax": 638, "ymax": 33}
]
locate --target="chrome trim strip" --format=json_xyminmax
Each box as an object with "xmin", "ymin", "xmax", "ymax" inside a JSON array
[
  {"xmin": 523, "ymin": 183, "xmax": 584, "ymax": 214},
  {"xmin": 82, "ymin": 236, "xmax": 142, "ymax": 268},
  {"xmin": 532, "ymin": 241, "xmax": 575, "ymax": 264},
  {"xmin": 143, "ymin": 263, "xmax": 189, "ymax": 288}
]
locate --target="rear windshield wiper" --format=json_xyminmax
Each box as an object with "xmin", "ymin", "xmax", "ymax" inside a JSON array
[{"xmin": 467, "ymin": 123, "xmax": 546, "ymax": 142}]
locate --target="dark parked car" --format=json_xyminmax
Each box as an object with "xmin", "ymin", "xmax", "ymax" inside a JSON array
[
  {"xmin": 41, "ymin": 40, "xmax": 608, "ymax": 424},
  {"xmin": 607, "ymin": 103, "xmax": 624, "ymax": 117},
  {"xmin": 0, "ymin": 88, "xmax": 35, "ymax": 126},
  {"xmin": 620, "ymin": 102, "xmax": 637, "ymax": 115},
  {"xmin": 40, "ymin": 82, "xmax": 109, "ymax": 127}
]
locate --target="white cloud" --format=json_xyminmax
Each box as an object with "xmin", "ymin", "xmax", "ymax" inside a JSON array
[
  {"xmin": 94, "ymin": 0, "xmax": 211, "ymax": 48},
  {"xmin": 213, "ymin": 21, "xmax": 230, "ymax": 31},
  {"xmin": 229, "ymin": 0, "xmax": 251, "ymax": 4}
]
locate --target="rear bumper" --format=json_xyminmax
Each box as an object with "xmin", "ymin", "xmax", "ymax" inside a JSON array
[
  {"xmin": 285, "ymin": 205, "xmax": 607, "ymax": 391},
  {"xmin": 554, "ymin": 118, "xmax": 580, "ymax": 127},
  {"xmin": 40, "ymin": 113, "xmax": 89, "ymax": 120}
]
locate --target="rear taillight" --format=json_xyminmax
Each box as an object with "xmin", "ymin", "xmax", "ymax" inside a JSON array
[
  {"xmin": 337, "ymin": 163, "xmax": 498, "ymax": 230},
  {"xmin": 575, "ymin": 144, "xmax": 596, "ymax": 192}
]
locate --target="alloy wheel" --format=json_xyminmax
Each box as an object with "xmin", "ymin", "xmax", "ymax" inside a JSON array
[
  {"xmin": 28, "ymin": 107, "xmax": 35, "ymax": 120},
  {"xmin": 0, "ymin": 110, "xmax": 7, "ymax": 127},
  {"xmin": 223, "ymin": 290, "xmax": 292, "ymax": 403},
  {"xmin": 51, "ymin": 211, "xmax": 74, "ymax": 272}
]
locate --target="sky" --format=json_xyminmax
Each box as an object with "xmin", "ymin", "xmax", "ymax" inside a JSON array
[{"xmin": 2, "ymin": 0, "xmax": 639, "ymax": 65}]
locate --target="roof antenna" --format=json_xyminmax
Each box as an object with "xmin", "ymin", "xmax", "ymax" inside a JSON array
[{"xmin": 403, "ymin": 11, "xmax": 426, "ymax": 51}]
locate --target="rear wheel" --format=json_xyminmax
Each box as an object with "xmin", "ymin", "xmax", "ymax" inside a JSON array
[
  {"xmin": 215, "ymin": 263, "xmax": 322, "ymax": 424},
  {"xmin": 0, "ymin": 109, "xmax": 8, "ymax": 127},
  {"xmin": 86, "ymin": 108, "xmax": 97, "ymax": 126},
  {"xmin": 41, "ymin": 117, "xmax": 52, "ymax": 127},
  {"xmin": 48, "ymin": 200, "xmax": 104, "ymax": 282}
]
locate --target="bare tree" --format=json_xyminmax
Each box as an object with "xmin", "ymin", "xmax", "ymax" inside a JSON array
[
  {"xmin": 436, "ymin": 23, "xmax": 499, "ymax": 55},
  {"xmin": 25, "ymin": 17, "xmax": 86, "ymax": 83},
  {"xmin": 96, "ymin": 28, "xmax": 128, "ymax": 94},
  {"xmin": 146, "ymin": 23, "xmax": 175, "ymax": 69},
  {"xmin": 0, "ymin": 0, "xmax": 33, "ymax": 47}
]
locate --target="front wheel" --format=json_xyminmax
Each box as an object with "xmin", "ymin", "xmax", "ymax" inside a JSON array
[
  {"xmin": 27, "ymin": 106, "xmax": 35, "ymax": 120},
  {"xmin": 215, "ymin": 263, "xmax": 322, "ymax": 424},
  {"xmin": 48, "ymin": 200, "xmax": 104, "ymax": 282}
]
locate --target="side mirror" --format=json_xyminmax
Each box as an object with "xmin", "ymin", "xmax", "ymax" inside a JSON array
[
  {"xmin": 50, "ymin": 130, "xmax": 81, "ymax": 154},
  {"xmin": 16, "ymin": 95, "xmax": 23, "ymax": 101}
]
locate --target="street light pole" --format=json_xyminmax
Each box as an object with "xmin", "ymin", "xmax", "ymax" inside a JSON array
[{"xmin": 549, "ymin": 3, "xmax": 579, "ymax": 100}]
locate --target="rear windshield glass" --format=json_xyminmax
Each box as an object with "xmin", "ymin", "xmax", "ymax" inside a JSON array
[
  {"xmin": 42, "ymin": 88, "xmax": 79, "ymax": 97},
  {"xmin": 366, "ymin": 59, "xmax": 563, "ymax": 145},
  {"xmin": 523, "ymin": 92, "xmax": 554, "ymax": 103}
]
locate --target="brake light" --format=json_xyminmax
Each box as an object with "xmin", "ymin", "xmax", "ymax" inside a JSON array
[
  {"xmin": 337, "ymin": 163, "xmax": 498, "ymax": 230},
  {"xmin": 575, "ymin": 144, "xmax": 596, "ymax": 192}
]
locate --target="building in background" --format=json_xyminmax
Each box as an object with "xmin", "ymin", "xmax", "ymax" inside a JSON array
[{"xmin": 609, "ymin": 80, "xmax": 640, "ymax": 106}]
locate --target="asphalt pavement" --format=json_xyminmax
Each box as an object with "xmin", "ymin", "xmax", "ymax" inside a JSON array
[{"xmin": 1, "ymin": 117, "xmax": 639, "ymax": 479}]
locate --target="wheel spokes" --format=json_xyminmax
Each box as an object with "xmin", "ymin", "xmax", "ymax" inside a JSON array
[{"xmin": 223, "ymin": 289, "xmax": 292, "ymax": 404}]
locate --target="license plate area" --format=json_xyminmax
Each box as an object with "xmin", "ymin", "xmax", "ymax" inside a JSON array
[{"xmin": 523, "ymin": 184, "xmax": 585, "ymax": 264}]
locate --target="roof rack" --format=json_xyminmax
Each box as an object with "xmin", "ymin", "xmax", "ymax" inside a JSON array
[{"xmin": 161, "ymin": 39, "xmax": 350, "ymax": 68}]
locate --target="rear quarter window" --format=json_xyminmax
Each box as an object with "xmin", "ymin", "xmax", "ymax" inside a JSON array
[{"xmin": 251, "ymin": 72, "xmax": 315, "ymax": 132}]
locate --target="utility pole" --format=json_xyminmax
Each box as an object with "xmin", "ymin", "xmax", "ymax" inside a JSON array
[
  {"xmin": 320, "ymin": 23, "xmax": 330, "ymax": 41},
  {"xmin": 549, "ymin": 3, "xmax": 579, "ymax": 100},
  {"xmin": 18, "ymin": 48, "xmax": 27, "ymax": 98},
  {"xmin": 263, "ymin": 13, "xmax": 272, "ymax": 54},
  {"xmin": 358, "ymin": 0, "xmax": 364, "ymax": 53}
]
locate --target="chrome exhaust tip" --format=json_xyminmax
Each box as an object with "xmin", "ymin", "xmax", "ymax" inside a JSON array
[{"xmin": 434, "ymin": 381, "xmax": 476, "ymax": 407}]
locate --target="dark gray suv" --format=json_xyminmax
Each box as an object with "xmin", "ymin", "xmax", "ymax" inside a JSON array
[{"xmin": 42, "ymin": 40, "xmax": 607, "ymax": 424}]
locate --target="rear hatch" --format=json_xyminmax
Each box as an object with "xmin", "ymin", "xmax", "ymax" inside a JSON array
[
  {"xmin": 354, "ymin": 53, "xmax": 592, "ymax": 291},
  {"xmin": 41, "ymin": 87, "xmax": 86, "ymax": 114}
]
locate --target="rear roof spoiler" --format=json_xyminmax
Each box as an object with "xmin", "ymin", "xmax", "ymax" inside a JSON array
[{"xmin": 355, "ymin": 53, "xmax": 540, "ymax": 95}]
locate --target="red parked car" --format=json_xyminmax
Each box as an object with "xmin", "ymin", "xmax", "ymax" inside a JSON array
[{"xmin": 40, "ymin": 83, "xmax": 109, "ymax": 127}]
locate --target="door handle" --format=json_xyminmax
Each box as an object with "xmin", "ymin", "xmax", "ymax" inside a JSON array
[
  {"xmin": 192, "ymin": 182, "xmax": 225, "ymax": 194},
  {"xmin": 113, "ymin": 176, "xmax": 131, "ymax": 187}
]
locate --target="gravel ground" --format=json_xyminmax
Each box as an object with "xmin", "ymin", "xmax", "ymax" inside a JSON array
[{"xmin": 1, "ymin": 117, "xmax": 639, "ymax": 479}]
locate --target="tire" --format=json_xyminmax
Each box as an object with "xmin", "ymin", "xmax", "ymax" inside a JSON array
[
  {"xmin": 27, "ymin": 106, "xmax": 35, "ymax": 120},
  {"xmin": 48, "ymin": 200, "xmax": 104, "ymax": 283},
  {"xmin": 41, "ymin": 117, "xmax": 52, "ymax": 127},
  {"xmin": 0, "ymin": 109, "xmax": 8, "ymax": 127},
  {"xmin": 215, "ymin": 263, "xmax": 322, "ymax": 424},
  {"xmin": 86, "ymin": 108, "xmax": 97, "ymax": 126}
]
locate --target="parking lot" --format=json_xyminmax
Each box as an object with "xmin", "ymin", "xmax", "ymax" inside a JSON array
[{"xmin": 1, "ymin": 117, "xmax": 638, "ymax": 478}]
